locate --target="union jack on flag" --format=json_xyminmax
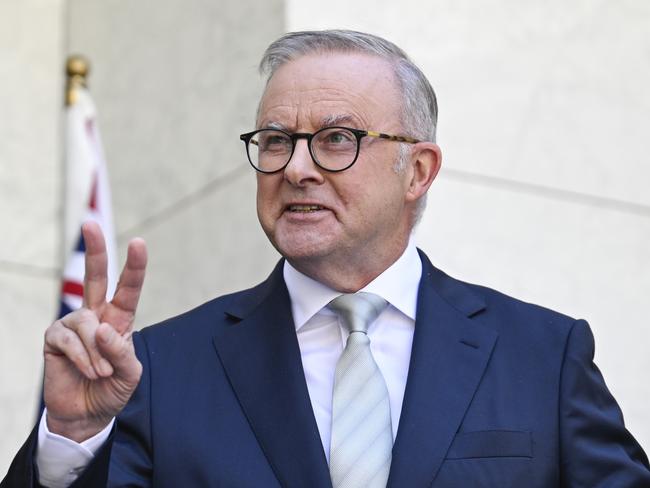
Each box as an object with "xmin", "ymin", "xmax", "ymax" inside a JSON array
[{"xmin": 59, "ymin": 85, "xmax": 117, "ymax": 317}]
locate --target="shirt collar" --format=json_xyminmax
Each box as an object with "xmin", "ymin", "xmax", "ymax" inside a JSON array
[{"xmin": 283, "ymin": 240, "xmax": 422, "ymax": 331}]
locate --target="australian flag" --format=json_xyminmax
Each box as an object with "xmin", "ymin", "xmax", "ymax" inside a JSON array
[
  {"xmin": 39, "ymin": 78, "xmax": 118, "ymax": 415},
  {"xmin": 59, "ymin": 84, "xmax": 118, "ymax": 316}
]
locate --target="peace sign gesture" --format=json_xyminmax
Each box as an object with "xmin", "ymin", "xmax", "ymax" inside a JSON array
[{"xmin": 43, "ymin": 221, "xmax": 147, "ymax": 442}]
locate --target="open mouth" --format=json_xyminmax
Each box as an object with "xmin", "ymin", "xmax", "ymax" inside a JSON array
[{"xmin": 287, "ymin": 205, "xmax": 326, "ymax": 213}]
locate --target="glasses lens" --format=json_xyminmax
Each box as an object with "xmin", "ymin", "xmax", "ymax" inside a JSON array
[
  {"xmin": 248, "ymin": 130, "xmax": 292, "ymax": 172},
  {"xmin": 312, "ymin": 127, "xmax": 358, "ymax": 171}
]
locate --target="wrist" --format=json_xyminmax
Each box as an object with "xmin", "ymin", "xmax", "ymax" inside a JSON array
[{"xmin": 46, "ymin": 411, "xmax": 113, "ymax": 443}]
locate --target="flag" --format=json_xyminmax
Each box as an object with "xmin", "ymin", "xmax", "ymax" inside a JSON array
[
  {"xmin": 38, "ymin": 60, "xmax": 118, "ymax": 417},
  {"xmin": 59, "ymin": 84, "xmax": 117, "ymax": 316}
]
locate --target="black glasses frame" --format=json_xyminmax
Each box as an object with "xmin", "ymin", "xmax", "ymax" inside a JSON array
[{"xmin": 239, "ymin": 126, "xmax": 421, "ymax": 174}]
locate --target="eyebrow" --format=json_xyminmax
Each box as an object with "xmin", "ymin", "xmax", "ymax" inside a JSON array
[
  {"xmin": 320, "ymin": 114, "xmax": 358, "ymax": 128},
  {"xmin": 260, "ymin": 115, "xmax": 360, "ymax": 132},
  {"xmin": 263, "ymin": 121, "xmax": 288, "ymax": 131}
]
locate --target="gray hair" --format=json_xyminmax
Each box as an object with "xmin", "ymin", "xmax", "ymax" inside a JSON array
[
  {"xmin": 258, "ymin": 30, "xmax": 438, "ymax": 227},
  {"xmin": 259, "ymin": 30, "xmax": 437, "ymax": 142}
]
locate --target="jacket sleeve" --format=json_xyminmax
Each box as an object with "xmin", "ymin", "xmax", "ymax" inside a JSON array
[
  {"xmin": 102, "ymin": 331, "xmax": 153, "ymax": 487},
  {"xmin": 559, "ymin": 319, "xmax": 650, "ymax": 487},
  {"xmin": 0, "ymin": 423, "xmax": 42, "ymax": 488},
  {"xmin": 0, "ymin": 421, "xmax": 113, "ymax": 488}
]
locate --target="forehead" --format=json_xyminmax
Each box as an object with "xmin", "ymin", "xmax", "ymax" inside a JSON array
[{"xmin": 257, "ymin": 52, "xmax": 402, "ymax": 130}]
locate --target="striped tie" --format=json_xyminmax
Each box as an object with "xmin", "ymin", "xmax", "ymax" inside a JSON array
[{"xmin": 328, "ymin": 292, "xmax": 392, "ymax": 488}]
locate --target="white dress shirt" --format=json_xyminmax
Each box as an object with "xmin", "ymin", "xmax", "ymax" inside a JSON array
[
  {"xmin": 36, "ymin": 240, "xmax": 422, "ymax": 486},
  {"xmin": 286, "ymin": 240, "xmax": 421, "ymax": 460},
  {"xmin": 36, "ymin": 412, "xmax": 114, "ymax": 488}
]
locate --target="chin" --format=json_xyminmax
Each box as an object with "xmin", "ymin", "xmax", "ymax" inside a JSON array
[{"xmin": 270, "ymin": 232, "xmax": 337, "ymax": 262}]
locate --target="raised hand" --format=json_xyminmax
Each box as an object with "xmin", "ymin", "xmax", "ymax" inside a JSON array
[{"xmin": 43, "ymin": 221, "xmax": 147, "ymax": 442}]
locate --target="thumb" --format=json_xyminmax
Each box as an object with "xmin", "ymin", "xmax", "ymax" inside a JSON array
[{"xmin": 95, "ymin": 323, "xmax": 142, "ymax": 385}]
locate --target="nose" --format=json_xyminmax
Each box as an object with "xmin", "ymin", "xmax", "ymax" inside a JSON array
[{"xmin": 283, "ymin": 139, "xmax": 325, "ymax": 187}]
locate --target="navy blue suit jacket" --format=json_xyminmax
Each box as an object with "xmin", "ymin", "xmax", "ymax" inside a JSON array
[{"xmin": 4, "ymin": 251, "xmax": 650, "ymax": 487}]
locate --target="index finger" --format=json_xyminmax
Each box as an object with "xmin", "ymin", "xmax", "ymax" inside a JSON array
[{"xmin": 82, "ymin": 221, "xmax": 108, "ymax": 311}]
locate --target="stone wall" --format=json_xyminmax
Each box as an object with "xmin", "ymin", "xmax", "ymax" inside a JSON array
[{"xmin": 287, "ymin": 0, "xmax": 650, "ymax": 450}]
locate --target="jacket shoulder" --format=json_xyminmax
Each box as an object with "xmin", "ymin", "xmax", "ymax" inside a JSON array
[
  {"xmin": 137, "ymin": 260, "xmax": 285, "ymax": 343},
  {"xmin": 422, "ymin": 253, "xmax": 579, "ymax": 341}
]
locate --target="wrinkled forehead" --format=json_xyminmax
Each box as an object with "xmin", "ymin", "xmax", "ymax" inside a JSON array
[{"xmin": 256, "ymin": 52, "xmax": 403, "ymax": 129}]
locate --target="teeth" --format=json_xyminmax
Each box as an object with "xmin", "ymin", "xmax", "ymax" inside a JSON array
[{"xmin": 289, "ymin": 205, "xmax": 324, "ymax": 212}]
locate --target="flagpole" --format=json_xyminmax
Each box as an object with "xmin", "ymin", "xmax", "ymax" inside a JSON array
[
  {"xmin": 61, "ymin": 53, "xmax": 118, "ymax": 310},
  {"xmin": 65, "ymin": 55, "xmax": 89, "ymax": 107},
  {"xmin": 62, "ymin": 55, "xmax": 87, "ymax": 270}
]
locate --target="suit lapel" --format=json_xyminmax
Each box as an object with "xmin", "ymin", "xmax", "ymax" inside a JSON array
[
  {"xmin": 213, "ymin": 263, "xmax": 332, "ymax": 488},
  {"xmin": 212, "ymin": 253, "xmax": 497, "ymax": 487},
  {"xmin": 388, "ymin": 253, "xmax": 498, "ymax": 487}
]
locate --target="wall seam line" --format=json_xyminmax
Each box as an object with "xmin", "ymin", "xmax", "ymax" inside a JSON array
[{"xmin": 441, "ymin": 168, "xmax": 650, "ymax": 218}]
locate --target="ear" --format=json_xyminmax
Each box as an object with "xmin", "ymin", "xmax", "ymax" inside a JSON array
[{"xmin": 404, "ymin": 142, "xmax": 442, "ymax": 203}]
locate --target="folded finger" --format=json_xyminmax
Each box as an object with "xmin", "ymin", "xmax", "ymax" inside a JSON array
[
  {"xmin": 60, "ymin": 309, "xmax": 113, "ymax": 377},
  {"xmin": 44, "ymin": 321, "xmax": 100, "ymax": 380},
  {"xmin": 96, "ymin": 323, "xmax": 142, "ymax": 385}
]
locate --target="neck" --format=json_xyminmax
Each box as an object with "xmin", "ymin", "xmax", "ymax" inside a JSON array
[{"xmin": 287, "ymin": 235, "xmax": 411, "ymax": 292}]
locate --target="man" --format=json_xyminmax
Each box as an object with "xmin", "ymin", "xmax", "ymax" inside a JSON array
[{"xmin": 3, "ymin": 30, "xmax": 649, "ymax": 487}]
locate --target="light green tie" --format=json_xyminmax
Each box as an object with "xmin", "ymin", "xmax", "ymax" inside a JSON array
[{"xmin": 329, "ymin": 292, "xmax": 392, "ymax": 488}]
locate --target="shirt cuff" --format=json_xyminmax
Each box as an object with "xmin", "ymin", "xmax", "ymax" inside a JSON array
[{"xmin": 36, "ymin": 408, "xmax": 114, "ymax": 488}]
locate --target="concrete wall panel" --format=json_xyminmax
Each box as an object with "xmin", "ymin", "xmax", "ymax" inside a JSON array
[
  {"xmin": 0, "ymin": 0, "xmax": 65, "ymax": 474},
  {"xmin": 415, "ymin": 174, "xmax": 650, "ymax": 449},
  {"xmin": 0, "ymin": 0, "xmax": 64, "ymax": 269},
  {"xmin": 0, "ymin": 272, "xmax": 59, "ymax": 475}
]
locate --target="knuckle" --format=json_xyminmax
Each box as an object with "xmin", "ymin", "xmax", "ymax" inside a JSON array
[
  {"xmin": 76, "ymin": 308, "xmax": 98, "ymax": 325},
  {"xmin": 44, "ymin": 323, "xmax": 57, "ymax": 341},
  {"xmin": 65, "ymin": 309, "xmax": 100, "ymax": 336},
  {"xmin": 60, "ymin": 328, "xmax": 74, "ymax": 346},
  {"xmin": 44, "ymin": 322, "xmax": 73, "ymax": 352}
]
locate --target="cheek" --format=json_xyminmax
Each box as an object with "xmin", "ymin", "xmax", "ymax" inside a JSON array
[
  {"xmin": 256, "ymin": 178, "xmax": 280, "ymax": 224},
  {"xmin": 257, "ymin": 174, "xmax": 282, "ymax": 201},
  {"xmin": 349, "ymin": 167, "xmax": 402, "ymax": 206},
  {"xmin": 337, "ymin": 182, "xmax": 389, "ymax": 230}
]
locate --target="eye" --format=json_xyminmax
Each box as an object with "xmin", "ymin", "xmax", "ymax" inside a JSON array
[
  {"xmin": 323, "ymin": 129, "xmax": 354, "ymax": 144},
  {"xmin": 266, "ymin": 135, "xmax": 287, "ymax": 146},
  {"xmin": 256, "ymin": 131, "xmax": 291, "ymax": 152},
  {"xmin": 315, "ymin": 128, "xmax": 357, "ymax": 152}
]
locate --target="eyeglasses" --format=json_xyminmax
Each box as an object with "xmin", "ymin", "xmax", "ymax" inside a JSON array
[{"xmin": 239, "ymin": 126, "xmax": 420, "ymax": 174}]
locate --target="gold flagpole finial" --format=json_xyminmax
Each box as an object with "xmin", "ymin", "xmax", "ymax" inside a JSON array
[{"xmin": 65, "ymin": 55, "xmax": 90, "ymax": 106}]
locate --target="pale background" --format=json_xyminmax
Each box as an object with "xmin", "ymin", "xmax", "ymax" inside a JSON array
[{"xmin": 1, "ymin": 0, "xmax": 648, "ymax": 475}]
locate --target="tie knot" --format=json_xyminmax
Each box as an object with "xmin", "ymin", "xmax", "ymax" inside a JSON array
[{"xmin": 328, "ymin": 292, "xmax": 388, "ymax": 334}]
